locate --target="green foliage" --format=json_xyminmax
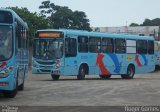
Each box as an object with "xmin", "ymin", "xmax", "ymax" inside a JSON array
[
  {"xmin": 8, "ymin": 7, "xmax": 51, "ymax": 45},
  {"xmin": 130, "ymin": 23, "xmax": 139, "ymax": 26},
  {"xmin": 39, "ymin": 0, "xmax": 92, "ymax": 31},
  {"xmin": 130, "ymin": 18, "xmax": 160, "ymax": 26},
  {"xmin": 142, "ymin": 18, "xmax": 160, "ymax": 26}
]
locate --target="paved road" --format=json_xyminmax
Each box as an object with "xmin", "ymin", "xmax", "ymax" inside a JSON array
[{"xmin": 0, "ymin": 70, "xmax": 160, "ymax": 106}]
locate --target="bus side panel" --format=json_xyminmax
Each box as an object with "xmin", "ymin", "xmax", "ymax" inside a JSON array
[
  {"xmin": 63, "ymin": 57, "xmax": 78, "ymax": 75},
  {"xmin": 77, "ymin": 53, "xmax": 99, "ymax": 75},
  {"xmin": 148, "ymin": 54, "xmax": 155, "ymax": 72},
  {"xmin": 134, "ymin": 54, "xmax": 155, "ymax": 74}
]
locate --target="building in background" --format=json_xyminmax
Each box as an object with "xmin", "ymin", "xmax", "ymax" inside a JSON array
[{"xmin": 92, "ymin": 26, "xmax": 160, "ymax": 40}]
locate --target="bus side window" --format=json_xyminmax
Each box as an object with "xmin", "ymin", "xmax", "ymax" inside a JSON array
[
  {"xmin": 101, "ymin": 38, "xmax": 114, "ymax": 53},
  {"xmin": 65, "ymin": 38, "xmax": 77, "ymax": 57},
  {"xmin": 148, "ymin": 41, "xmax": 154, "ymax": 54},
  {"xmin": 16, "ymin": 21, "xmax": 21, "ymax": 49},
  {"xmin": 137, "ymin": 40, "xmax": 147, "ymax": 54},
  {"xmin": 78, "ymin": 36, "xmax": 88, "ymax": 52},
  {"xmin": 115, "ymin": 38, "xmax": 126, "ymax": 54},
  {"xmin": 89, "ymin": 37, "xmax": 101, "ymax": 53}
]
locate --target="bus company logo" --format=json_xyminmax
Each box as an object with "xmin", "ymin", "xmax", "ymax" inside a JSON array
[
  {"xmin": 1, "ymin": 105, "xmax": 18, "ymax": 112},
  {"xmin": 126, "ymin": 56, "xmax": 133, "ymax": 61}
]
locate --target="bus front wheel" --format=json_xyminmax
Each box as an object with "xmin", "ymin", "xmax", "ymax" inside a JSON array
[
  {"xmin": 121, "ymin": 65, "xmax": 135, "ymax": 79},
  {"xmin": 51, "ymin": 75, "xmax": 60, "ymax": 80},
  {"xmin": 77, "ymin": 66, "xmax": 86, "ymax": 80}
]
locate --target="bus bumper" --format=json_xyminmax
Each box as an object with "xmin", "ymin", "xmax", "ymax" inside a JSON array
[
  {"xmin": 0, "ymin": 75, "xmax": 15, "ymax": 91},
  {"xmin": 32, "ymin": 66, "xmax": 52, "ymax": 74}
]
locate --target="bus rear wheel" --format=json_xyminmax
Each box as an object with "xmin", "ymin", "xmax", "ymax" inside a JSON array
[
  {"xmin": 100, "ymin": 75, "xmax": 111, "ymax": 79},
  {"xmin": 77, "ymin": 66, "xmax": 86, "ymax": 80},
  {"xmin": 51, "ymin": 75, "xmax": 60, "ymax": 80},
  {"xmin": 121, "ymin": 65, "xmax": 135, "ymax": 79}
]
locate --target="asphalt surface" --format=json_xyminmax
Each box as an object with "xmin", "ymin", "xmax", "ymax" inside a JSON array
[{"xmin": 0, "ymin": 69, "xmax": 160, "ymax": 111}]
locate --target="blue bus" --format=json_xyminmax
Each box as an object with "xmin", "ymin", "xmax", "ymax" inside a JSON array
[
  {"xmin": 0, "ymin": 9, "xmax": 29, "ymax": 98},
  {"xmin": 33, "ymin": 29, "xmax": 155, "ymax": 80},
  {"xmin": 32, "ymin": 30, "xmax": 63, "ymax": 74},
  {"xmin": 155, "ymin": 41, "xmax": 160, "ymax": 68}
]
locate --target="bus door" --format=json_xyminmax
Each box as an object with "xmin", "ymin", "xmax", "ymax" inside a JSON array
[
  {"xmin": 100, "ymin": 38, "xmax": 115, "ymax": 74},
  {"xmin": 136, "ymin": 40, "xmax": 150, "ymax": 73},
  {"xmin": 64, "ymin": 36, "xmax": 78, "ymax": 75},
  {"xmin": 147, "ymin": 40, "xmax": 155, "ymax": 71}
]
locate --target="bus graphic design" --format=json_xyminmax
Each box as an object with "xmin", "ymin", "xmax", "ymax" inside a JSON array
[
  {"xmin": 96, "ymin": 53, "xmax": 110, "ymax": 75},
  {"xmin": 108, "ymin": 54, "xmax": 121, "ymax": 73},
  {"xmin": 135, "ymin": 54, "xmax": 148, "ymax": 67},
  {"xmin": 96, "ymin": 54, "xmax": 122, "ymax": 74},
  {"xmin": 0, "ymin": 61, "xmax": 7, "ymax": 68}
]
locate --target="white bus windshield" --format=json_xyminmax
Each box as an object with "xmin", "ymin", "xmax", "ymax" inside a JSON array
[
  {"xmin": 0, "ymin": 25, "xmax": 13, "ymax": 61},
  {"xmin": 33, "ymin": 39, "xmax": 63, "ymax": 60}
]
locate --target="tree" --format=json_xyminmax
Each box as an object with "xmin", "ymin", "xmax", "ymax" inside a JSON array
[
  {"xmin": 130, "ymin": 23, "xmax": 139, "ymax": 26},
  {"xmin": 39, "ymin": 0, "xmax": 92, "ymax": 31},
  {"xmin": 130, "ymin": 18, "xmax": 160, "ymax": 26},
  {"xmin": 8, "ymin": 7, "xmax": 50, "ymax": 45},
  {"xmin": 142, "ymin": 19, "xmax": 152, "ymax": 26}
]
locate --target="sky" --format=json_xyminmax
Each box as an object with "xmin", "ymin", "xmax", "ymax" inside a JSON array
[{"xmin": 0, "ymin": 0, "xmax": 160, "ymax": 27}]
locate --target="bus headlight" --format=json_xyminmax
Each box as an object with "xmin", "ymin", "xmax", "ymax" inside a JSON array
[
  {"xmin": 0, "ymin": 66, "xmax": 13, "ymax": 78},
  {"xmin": 54, "ymin": 60, "xmax": 61, "ymax": 69},
  {"xmin": 32, "ymin": 61, "xmax": 39, "ymax": 68},
  {"xmin": 0, "ymin": 71, "xmax": 9, "ymax": 78},
  {"xmin": 0, "ymin": 73, "xmax": 6, "ymax": 77}
]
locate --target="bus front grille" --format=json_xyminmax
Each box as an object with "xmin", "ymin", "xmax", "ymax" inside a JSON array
[{"xmin": 37, "ymin": 61, "xmax": 55, "ymax": 65}]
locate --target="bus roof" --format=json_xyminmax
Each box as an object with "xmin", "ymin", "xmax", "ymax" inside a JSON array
[
  {"xmin": 37, "ymin": 29, "xmax": 154, "ymax": 41},
  {"xmin": 0, "ymin": 8, "xmax": 28, "ymax": 29}
]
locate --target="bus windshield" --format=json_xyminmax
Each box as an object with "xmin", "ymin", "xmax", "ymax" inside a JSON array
[
  {"xmin": 0, "ymin": 25, "xmax": 13, "ymax": 61},
  {"xmin": 33, "ymin": 39, "xmax": 63, "ymax": 60}
]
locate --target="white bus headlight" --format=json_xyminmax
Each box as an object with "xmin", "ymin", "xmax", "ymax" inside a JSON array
[
  {"xmin": 0, "ymin": 73, "xmax": 6, "ymax": 77},
  {"xmin": 54, "ymin": 60, "xmax": 61, "ymax": 69},
  {"xmin": 0, "ymin": 66, "xmax": 13, "ymax": 78},
  {"xmin": 32, "ymin": 61, "xmax": 39, "ymax": 68}
]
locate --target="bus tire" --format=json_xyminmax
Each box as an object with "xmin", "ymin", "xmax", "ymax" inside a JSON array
[
  {"xmin": 3, "ymin": 78, "xmax": 18, "ymax": 98},
  {"xmin": 51, "ymin": 75, "xmax": 60, "ymax": 80},
  {"xmin": 77, "ymin": 66, "xmax": 86, "ymax": 80},
  {"xmin": 100, "ymin": 75, "xmax": 111, "ymax": 79},
  {"xmin": 121, "ymin": 65, "xmax": 135, "ymax": 79},
  {"xmin": 18, "ymin": 69, "xmax": 26, "ymax": 91},
  {"xmin": 18, "ymin": 83, "xmax": 24, "ymax": 91}
]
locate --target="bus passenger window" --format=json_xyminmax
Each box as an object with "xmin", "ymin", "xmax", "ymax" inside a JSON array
[
  {"xmin": 89, "ymin": 37, "xmax": 101, "ymax": 53},
  {"xmin": 78, "ymin": 36, "xmax": 88, "ymax": 52},
  {"xmin": 65, "ymin": 38, "xmax": 77, "ymax": 57},
  {"xmin": 148, "ymin": 41, "xmax": 154, "ymax": 54},
  {"xmin": 137, "ymin": 40, "xmax": 147, "ymax": 54},
  {"xmin": 101, "ymin": 38, "xmax": 114, "ymax": 53},
  {"xmin": 115, "ymin": 39, "xmax": 126, "ymax": 54},
  {"xmin": 126, "ymin": 40, "xmax": 136, "ymax": 54}
]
